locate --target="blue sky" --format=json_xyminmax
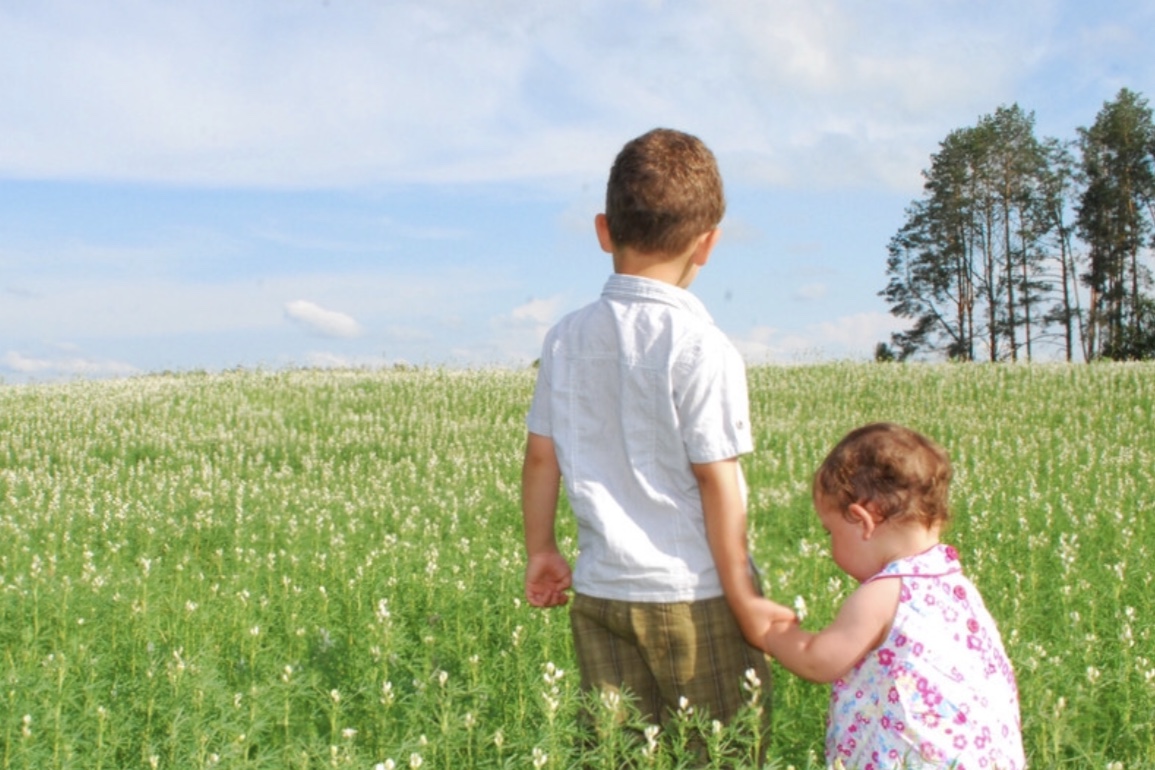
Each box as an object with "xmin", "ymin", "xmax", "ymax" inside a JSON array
[{"xmin": 2, "ymin": 1, "xmax": 1152, "ymax": 382}]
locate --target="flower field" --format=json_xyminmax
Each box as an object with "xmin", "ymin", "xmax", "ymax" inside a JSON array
[{"xmin": 1, "ymin": 363, "xmax": 1152, "ymax": 769}]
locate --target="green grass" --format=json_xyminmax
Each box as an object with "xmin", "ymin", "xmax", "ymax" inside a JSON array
[{"xmin": 1, "ymin": 363, "xmax": 1152, "ymax": 769}]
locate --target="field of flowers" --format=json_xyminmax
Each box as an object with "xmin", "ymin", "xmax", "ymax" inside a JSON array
[{"xmin": 0, "ymin": 363, "xmax": 1152, "ymax": 769}]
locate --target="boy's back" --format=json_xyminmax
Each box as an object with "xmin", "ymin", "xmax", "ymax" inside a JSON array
[{"xmin": 527, "ymin": 272, "xmax": 753, "ymax": 601}]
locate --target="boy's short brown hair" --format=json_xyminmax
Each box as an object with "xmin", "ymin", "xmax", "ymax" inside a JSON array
[
  {"xmin": 814, "ymin": 422, "xmax": 952, "ymax": 528},
  {"xmin": 604, "ymin": 128, "xmax": 725, "ymax": 256}
]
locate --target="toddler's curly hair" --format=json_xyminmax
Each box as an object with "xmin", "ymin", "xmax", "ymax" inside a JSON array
[{"xmin": 814, "ymin": 422, "xmax": 952, "ymax": 527}]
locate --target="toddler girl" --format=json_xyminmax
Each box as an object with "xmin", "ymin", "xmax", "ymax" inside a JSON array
[{"xmin": 764, "ymin": 422, "xmax": 1025, "ymax": 769}]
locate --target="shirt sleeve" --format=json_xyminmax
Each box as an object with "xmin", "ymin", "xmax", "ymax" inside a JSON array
[
  {"xmin": 674, "ymin": 332, "xmax": 753, "ymax": 464},
  {"xmin": 525, "ymin": 335, "xmax": 554, "ymax": 437}
]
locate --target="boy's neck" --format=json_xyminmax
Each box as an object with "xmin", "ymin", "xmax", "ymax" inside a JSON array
[
  {"xmin": 595, "ymin": 215, "xmax": 717, "ymax": 290},
  {"xmin": 613, "ymin": 249, "xmax": 699, "ymax": 288}
]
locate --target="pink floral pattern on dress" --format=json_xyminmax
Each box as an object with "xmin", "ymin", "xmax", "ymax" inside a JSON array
[{"xmin": 826, "ymin": 545, "xmax": 1025, "ymax": 769}]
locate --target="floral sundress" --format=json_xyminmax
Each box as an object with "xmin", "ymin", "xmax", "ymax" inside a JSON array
[{"xmin": 826, "ymin": 544, "xmax": 1025, "ymax": 769}]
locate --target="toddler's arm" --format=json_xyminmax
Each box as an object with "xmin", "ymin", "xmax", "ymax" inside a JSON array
[
  {"xmin": 521, "ymin": 432, "xmax": 572, "ymax": 608},
  {"xmin": 763, "ymin": 577, "xmax": 900, "ymax": 683},
  {"xmin": 693, "ymin": 458, "xmax": 796, "ymax": 645}
]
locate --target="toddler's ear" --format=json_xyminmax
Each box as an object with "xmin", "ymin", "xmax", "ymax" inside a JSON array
[{"xmin": 847, "ymin": 502, "xmax": 881, "ymax": 539}]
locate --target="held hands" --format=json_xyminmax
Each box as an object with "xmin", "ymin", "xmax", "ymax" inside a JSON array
[
  {"xmin": 762, "ymin": 609, "xmax": 799, "ymax": 637},
  {"xmin": 525, "ymin": 551, "xmax": 573, "ymax": 608},
  {"xmin": 762, "ymin": 606, "xmax": 800, "ymax": 652},
  {"xmin": 737, "ymin": 596, "xmax": 798, "ymax": 648}
]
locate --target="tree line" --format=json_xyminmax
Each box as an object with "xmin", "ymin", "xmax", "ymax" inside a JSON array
[{"xmin": 879, "ymin": 88, "xmax": 1155, "ymax": 362}]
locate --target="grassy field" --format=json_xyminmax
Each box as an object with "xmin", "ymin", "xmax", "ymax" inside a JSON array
[{"xmin": 0, "ymin": 363, "xmax": 1152, "ymax": 769}]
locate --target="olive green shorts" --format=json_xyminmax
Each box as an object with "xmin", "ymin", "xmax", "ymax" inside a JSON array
[{"xmin": 569, "ymin": 592, "xmax": 773, "ymax": 730}]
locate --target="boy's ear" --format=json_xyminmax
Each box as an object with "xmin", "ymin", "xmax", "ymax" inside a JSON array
[
  {"xmin": 595, "ymin": 214, "xmax": 614, "ymax": 254},
  {"xmin": 691, "ymin": 227, "xmax": 721, "ymax": 267}
]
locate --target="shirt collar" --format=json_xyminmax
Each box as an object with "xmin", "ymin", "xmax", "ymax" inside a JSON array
[{"xmin": 601, "ymin": 273, "xmax": 714, "ymax": 323}]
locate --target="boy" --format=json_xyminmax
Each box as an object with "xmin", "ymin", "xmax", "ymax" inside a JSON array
[{"xmin": 521, "ymin": 128, "xmax": 793, "ymax": 743}]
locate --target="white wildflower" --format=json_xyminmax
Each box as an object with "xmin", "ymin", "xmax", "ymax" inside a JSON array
[{"xmin": 793, "ymin": 595, "xmax": 808, "ymax": 622}]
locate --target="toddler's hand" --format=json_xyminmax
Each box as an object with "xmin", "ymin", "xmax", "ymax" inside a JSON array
[{"xmin": 738, "ymin": 597, "xmax": 797, "ymax": 647}]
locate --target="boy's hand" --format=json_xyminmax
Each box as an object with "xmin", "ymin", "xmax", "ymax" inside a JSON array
[
  {"xmin": 522, "ymin": 432, "xmax": 569, "ymax": 608},
  {"xmin": 525, "ymin": 551, "xmax": 572, "ymax": 608},
  {"xmin": 766, "ymin": 598, "xmax": 798, "ymax": 624},
  {"xmin": 764, "ymin": 609, "xmax": 799, "ymax": 637}
]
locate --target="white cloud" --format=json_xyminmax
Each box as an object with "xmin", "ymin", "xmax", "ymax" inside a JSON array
[
  {"xmin": 301, "ymin": 351, "xmax": 355, "ymax": 369},
  {"xmin": 732, "ymin": 327, "xmax": 824, "ymax": 364},
  {"xmin": 733, "ymin": 311, "xmax": 907, "ymax": 363},
  {"xmin": 1, "ymin": 350, "xmax": 140, "ymax": 379},
  {"xmin": 2, "ymin": 1, "xmax": 1129, "ymax": 191},
  {"xmin": 811, "ymin": 312, "xmax": 909, "ymax": 351},
  {"xmin": 1, "ymin": 271, "xmax": 434, "ymax": 344},
  {"xmin": 284, "ymin": 300, "xmax": 363, "ymax": 339},
  {"xmin": 0, "ymin": 260, "xmax": 521, "ymax": 379},
  {"xmin": 793, "ymin": 283, "xmax": 828, "ymax": 301},
  {"xmin": 511, "ymin": 296, "xmax": 564, "ymax": 326},
  {"xmin": 471, "ymin": 295, "xmax": 568, "ymax": 365},
  {"xmin": 298, "ymin": 351, "xmax": 396, "ymax": 370}
]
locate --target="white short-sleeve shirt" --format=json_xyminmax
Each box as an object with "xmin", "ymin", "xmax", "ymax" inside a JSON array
[{"xmin": 526, "ymin": 274, "xmax": 753, "ymax": 602}]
